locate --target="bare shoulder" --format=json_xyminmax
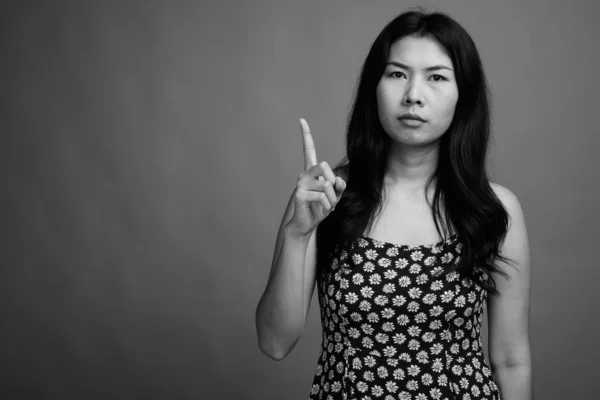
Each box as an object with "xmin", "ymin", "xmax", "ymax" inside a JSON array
[
  {"xmin": 490, "ymin": 182, "xmax": 524, "ymax": 225},
  {"xmin": 489, "ymin": 181, "xmax": 529, "ymax": 268},
  {"xmin": 490, "ymin": 182, "xmax": 520, "ymax": 211}
]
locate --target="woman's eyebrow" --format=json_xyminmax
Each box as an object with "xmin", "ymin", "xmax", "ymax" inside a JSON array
[{"xmin": 387, "ymin": 61, "xmax": 453, "ymax": 72}]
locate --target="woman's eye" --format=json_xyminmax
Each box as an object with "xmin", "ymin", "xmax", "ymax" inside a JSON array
[
  {"xmin": 430, "ymin": 75, "xmax": 446, "ymax": 82},
  {"xmin": 390, "ymin": 71, "xmax": 405, "ymax": 78}
]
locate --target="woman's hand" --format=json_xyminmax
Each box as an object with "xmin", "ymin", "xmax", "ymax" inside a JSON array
[{"xmin": 286, "ymin": 118, "xmax": 346, "ymax": 238}]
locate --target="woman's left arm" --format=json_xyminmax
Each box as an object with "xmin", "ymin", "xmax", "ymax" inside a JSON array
[{"xmin": 488, "ymin": 184, "xmax": 533, "ymax": 400}]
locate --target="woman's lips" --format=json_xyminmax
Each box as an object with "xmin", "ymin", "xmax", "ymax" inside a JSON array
[
  {"xmin": 398, "ymin": 113, "xmax": 426, "ymax": 122},
  {"xmin": 399, "ymin": 117, "xmax": 425, "ymax": 127}
]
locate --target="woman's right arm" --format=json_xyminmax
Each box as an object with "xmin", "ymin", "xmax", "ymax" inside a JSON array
[
  {"xmin": 254, "ymin": 119, "xmax": 346, "ymax": 361},
  {"xmin": 254, "ymin": 188, "xmax": 319, "ymax": 361}
]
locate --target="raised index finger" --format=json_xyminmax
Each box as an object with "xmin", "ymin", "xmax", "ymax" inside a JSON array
[{"xmin": 299, "ymin": 118, "xmax": 317, "ymax": 169}]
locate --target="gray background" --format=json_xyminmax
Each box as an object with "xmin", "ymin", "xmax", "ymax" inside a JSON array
[{"xmin": 1, "ymin": 0, "xmax": 598, "ymax": 399}]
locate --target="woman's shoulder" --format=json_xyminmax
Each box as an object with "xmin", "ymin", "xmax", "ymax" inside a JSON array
[{"xmin": 490, "ymin": 181, "xmax": 523, "ymax": 218}]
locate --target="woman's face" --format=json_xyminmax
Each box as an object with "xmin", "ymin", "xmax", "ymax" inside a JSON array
[{"xmin": 376, "ymin": 35, "xmax": 459, "ymax": 148}]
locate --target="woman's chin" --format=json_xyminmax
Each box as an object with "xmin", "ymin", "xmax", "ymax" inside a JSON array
[{"xmin": 387, "ymin": 133, "xmax": 443, "ymax": 149}]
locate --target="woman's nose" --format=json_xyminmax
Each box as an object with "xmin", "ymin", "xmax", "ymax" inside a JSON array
[
  {"xmin": 403, "ymin": 81, "xmax": 424, "ymax": 105},
  {"xmin": 404, "ymin": 97, "xmax": 423, "ymax": 105}
]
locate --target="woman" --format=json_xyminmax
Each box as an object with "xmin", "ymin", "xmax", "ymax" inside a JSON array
[{"xmin": 255, "ymin": 9, "xmax": 532, "ymax": 400}]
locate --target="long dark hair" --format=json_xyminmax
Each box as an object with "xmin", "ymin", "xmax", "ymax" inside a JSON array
[{"xmin": 317, "ymin": 9, "xmax": 513, "ymax": 295}]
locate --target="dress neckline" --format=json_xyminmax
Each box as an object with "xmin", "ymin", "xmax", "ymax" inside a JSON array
[{"xmin": 359, "ymin": 233, "xmax": 459, "ymax": 250}]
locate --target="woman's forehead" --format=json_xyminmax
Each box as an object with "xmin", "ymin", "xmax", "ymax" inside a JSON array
[{"xmin": 388, "ymin": 36, "xmax": 452, "ymax": 69}]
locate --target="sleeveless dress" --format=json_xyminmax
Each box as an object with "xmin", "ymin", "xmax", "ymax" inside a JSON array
[{"xmin": 308, "ymin": 234, "xmax": 501, "ymax": 400}]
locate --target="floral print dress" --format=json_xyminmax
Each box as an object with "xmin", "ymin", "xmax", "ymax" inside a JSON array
[{"xmin": 309, "ymin": 234, "xmax": 501, "ymax": 400}]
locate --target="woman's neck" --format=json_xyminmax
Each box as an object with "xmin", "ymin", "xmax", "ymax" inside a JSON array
[{"xmin": 384, "ymin": 143, "xmax": 439, "ymax": 193}]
